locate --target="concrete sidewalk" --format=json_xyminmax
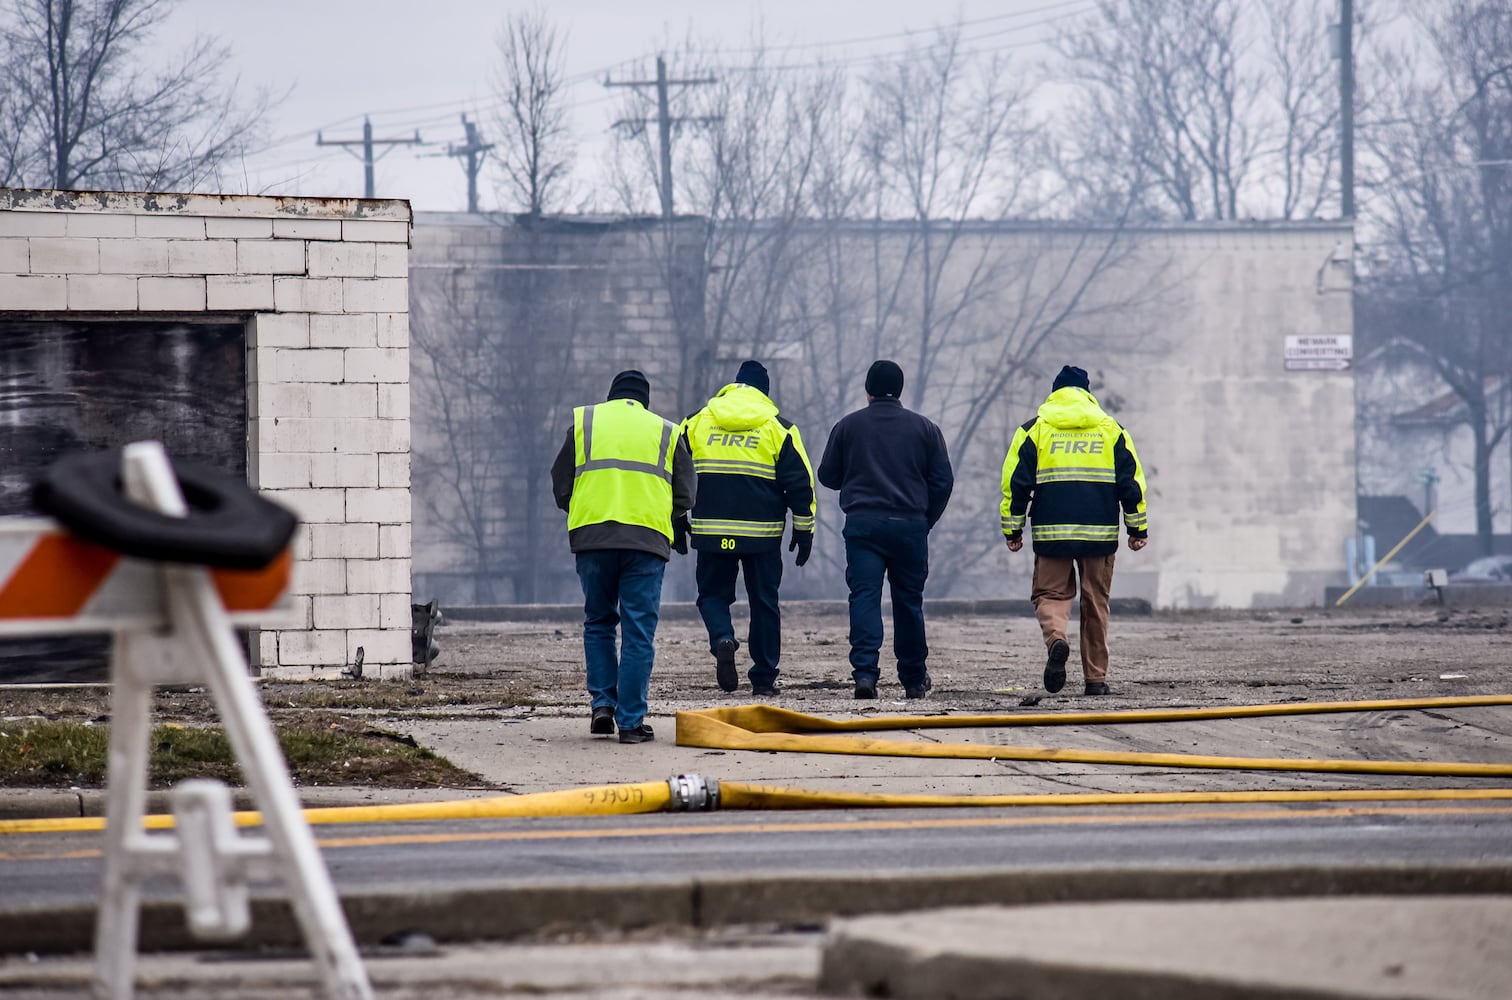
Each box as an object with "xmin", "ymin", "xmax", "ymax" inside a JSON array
[{"xmin": 822, "ymin": 896, "xmax": 1512, "ymax": 1000}]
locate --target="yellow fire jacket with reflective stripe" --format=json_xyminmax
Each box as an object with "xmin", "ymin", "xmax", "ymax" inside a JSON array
[
  {"xmin": 568, "ymin": 399, "xmax": 679, "ymax": 542},
  {"xmin": 681, "ymin": 383, "xmax": 815, "ymax": 554},
  {"xmin": 1000, "ymin": 387, "xmax": 1148, "ymax": 558}
]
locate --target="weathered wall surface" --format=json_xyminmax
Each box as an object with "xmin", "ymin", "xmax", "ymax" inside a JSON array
[
  {"xmin": 0, "ymin": 188, "xmax": 414, "ymax": 678},
  {"xmin": 410, "ymin": 216, "xmax": 1356, "ymax": 610},
  {"xmin": 408, "ymin": 213, "xmax": 705, "ymax": 605},
  {"xmin": 1110, "ymin": 225, "xmax": 1357, "ymax": 607}
]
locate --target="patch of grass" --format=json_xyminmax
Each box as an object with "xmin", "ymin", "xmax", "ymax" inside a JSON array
[
  {"xmin": 262, "ymin": 675, "xmax": 536, "ymax": 712},
  {"xmin": 0, "ymin": 716, "xmax": 485, "ymax": 789}
]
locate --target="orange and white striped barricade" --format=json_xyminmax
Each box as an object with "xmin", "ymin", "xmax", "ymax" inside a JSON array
[{"xmin": 5, "ymin": 441, "xmax": 371, "ymax": 1000}]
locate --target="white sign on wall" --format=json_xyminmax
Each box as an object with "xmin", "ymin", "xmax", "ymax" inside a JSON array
[{"xmin": 1284, "ymin": 334, "xmax": 1352, "ymax": 371}]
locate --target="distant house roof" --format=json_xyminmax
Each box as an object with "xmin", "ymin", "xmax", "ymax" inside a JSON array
[{"xmin": 1358, "ymin": 494, "xmax": 1512, "ymax": 571}]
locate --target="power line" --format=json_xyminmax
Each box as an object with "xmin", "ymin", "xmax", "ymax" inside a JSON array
[
  {"xmin": 315, "ymin": 117, "xmax": 425, "ymax": 198},
  {"xmin": 605, "ymin": 56, "xmax": 719, "ymax": 218}
]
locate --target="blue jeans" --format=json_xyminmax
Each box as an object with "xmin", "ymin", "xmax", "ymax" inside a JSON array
[
  {"xmin": 575, "ymin": 550, "xmax": 666, "ymax": 730},
  {"xmin": 842, "ymin": 513, "xmax": 930, "ymax": 687},
  {"xmin": 694, "ymin": 547, "xmax": 783, "ymax": 688}
]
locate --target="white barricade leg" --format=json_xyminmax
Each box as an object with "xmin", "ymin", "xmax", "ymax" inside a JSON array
[
  {"xmin": 86, "ymin": 442, "xmax": 371, "ymax": 1000},
  {"xmin": 92, "ymin": 641, "xmax": 153, "ymax": 999}
]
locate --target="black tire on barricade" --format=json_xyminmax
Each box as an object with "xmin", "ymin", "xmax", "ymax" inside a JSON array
[{"xmin": 32, "ymin": 449, "xmax": 299, "ymax": 570}]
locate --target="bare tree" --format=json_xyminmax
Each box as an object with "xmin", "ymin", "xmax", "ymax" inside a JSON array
[
  {"xmin": 0, "ymin": 0, "xmax": 269, "ymax": 191},
  {"xmin": 1358, "ymin": 0, "xmax": 1512, "ymax": 555},
  {"xmin": 492, "ymin": 6, "xmax": 574, "ymax": 216},
  {"xmin": 1262, "ymin": 0, "xmax": 1340, "ymax": 219},
  {"xmin": 1054, "ymin": 0, "xmax": 1265, "ymax": 220}
]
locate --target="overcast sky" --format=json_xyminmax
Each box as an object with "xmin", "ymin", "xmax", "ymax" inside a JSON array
[{"xmin": 163, "ymin": 0, "xmax": 1089, "ymax": 213}]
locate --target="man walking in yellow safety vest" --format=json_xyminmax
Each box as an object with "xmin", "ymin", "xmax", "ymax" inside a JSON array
[
  {"xmin": 681, "ymin": 360, "xmax": 816, "ymax": 696},
  {"xmin": 551, "ymin": 370, "xmax": 696, "ymax": 743},
  {"xmin": 1001, "ymin": 365, "xmax": 1148, "ymax": 697}
]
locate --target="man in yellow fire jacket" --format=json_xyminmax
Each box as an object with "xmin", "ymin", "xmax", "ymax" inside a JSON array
[
  {"xmin": 681, "ymin": 360, "xmax": 815, "ymax": 696},
  {"xmin": 1001, "ymin": 365, "xmax": 1148, "ymax": 696}
]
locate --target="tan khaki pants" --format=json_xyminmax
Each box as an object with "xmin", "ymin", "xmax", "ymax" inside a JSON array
[{"xmin": 1031, "ymin": 554, "xmax": 1116, "ymax": 683}]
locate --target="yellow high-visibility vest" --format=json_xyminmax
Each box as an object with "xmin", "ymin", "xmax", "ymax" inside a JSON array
[{"xmin": 568, "ymin": 399, "xmax": 678, "ymax": 541}]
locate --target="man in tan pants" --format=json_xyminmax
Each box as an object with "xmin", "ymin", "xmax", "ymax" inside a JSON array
[{"xmin": 1001, "ymin": 366, "xmax": 1148, "ymax": 695}]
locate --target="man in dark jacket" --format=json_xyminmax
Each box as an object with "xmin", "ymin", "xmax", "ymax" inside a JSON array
[
  {"xmin": 817, "ymin": 360, "xmax": 954, "ymax": 700},
  {"xmin": 1001, "ymin": 365, "xmax": 1148, "ymax": 696},
  {"xmin": 551, "ymin": 370, "xmax": 696, "ymax": 743},
  {"xmin": 682, "ymin": 361, "xmax": 816, "ymax": 697}
]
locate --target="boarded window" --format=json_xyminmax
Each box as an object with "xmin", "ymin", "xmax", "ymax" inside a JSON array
[{"xmin": 0, "ymin": 322, "xmax": 247, "ymax": 682}]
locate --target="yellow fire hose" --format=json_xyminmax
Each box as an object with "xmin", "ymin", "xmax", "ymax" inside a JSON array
[
  {"xmin": 673, "ymin": 695, "xmax": 1512, "ymax": 778},
  {"xmin": 2, "ymin": 695, "xmax": 1509, "ymax": 835}
]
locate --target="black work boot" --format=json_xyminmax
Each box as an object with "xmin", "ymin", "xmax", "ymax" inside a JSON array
[
  {"xmin": 618, "ymin": 723, "xmax": 656, "ymax": 744},
  {"xmin": 1085, "ymin": 682, "xmax": 1111, "ymax": 696},
  {"xmin": 1044, "ymin": 639, "xmax": 1070, "ymax": 694},
  {"xmin": 904, "ymin": 674, "xmax": 932, "ymax": 699},
  {"xmin": 854, "ymin": 677, "xmax": 878, "ymax": 700},
  {"xmin": 589, "ymin": 706, "xmax": 614, "ymax": 735},
  {"xmin": 714, "ymin": 637, "xmax": 740, "ymax": 693}
]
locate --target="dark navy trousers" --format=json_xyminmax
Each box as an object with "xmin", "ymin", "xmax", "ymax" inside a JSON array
[
  {"xmin": 694, "ymin": 547, "xmax": 783, "ymax": 688},
  {"xmin": 842, "ymin": 512, "xmax": 930, "ymax": 687}
]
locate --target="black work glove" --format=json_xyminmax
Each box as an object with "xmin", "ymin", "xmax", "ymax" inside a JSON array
[
  {"xmin": 672, "ymin": 514, "xmax": 690, "ymax": 555},
  {"xmin": 789, "ymin": 530, "xmax": 813, "ymax": 567}
]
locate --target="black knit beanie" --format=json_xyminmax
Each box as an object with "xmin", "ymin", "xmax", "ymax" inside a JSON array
[
  {"xmin": 735, "ymin": 359, "xmax": 770, "ymax": 396},
  {"xmin": 607, "ymin": 369, "xmax": 651, "ymax": 407},
  {"xmin": 1052, "ymin": 365, "xmax": 1090, "ymax": 393},
  {"xmin": 865, "ymin": 359, "xmax": 905, "ymax": 398}
]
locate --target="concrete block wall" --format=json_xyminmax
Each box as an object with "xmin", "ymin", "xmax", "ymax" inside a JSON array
[{"xmin": 0, "ymin": 188, "xmax": 414, "ymax": 678}]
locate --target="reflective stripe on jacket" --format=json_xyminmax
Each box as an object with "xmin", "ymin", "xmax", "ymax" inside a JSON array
[
  {"xmin": 682, "ymin": 382, "xmax": 815, "ymax": 554},
  {"xmin": 1000, "ymin": 387, "xmax": 1147, "ymax": 559},
  {"xmin": 569, "ymin": 399, "xmax": 678, "ymax": 542}
]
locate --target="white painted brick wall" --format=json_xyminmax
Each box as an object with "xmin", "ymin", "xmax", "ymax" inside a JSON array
[
  {"xmin": 278, "ymin": 629, "xmax": 349, "ymax": 667},
  {"xmin": 0, "ymin": 212, "xmax": 65, "ymax": 237},
  {"xmin": 30, "ymin": 238, "xmax": 99, "ymax": 273},
  {"xmin": 345, "ymin": 348, "xmax": 408, "ymax": 383},
  {"xmin": 99, "ymin": 239, "xmax": 170, "ymax": 274},
  {"xmin": 342, "ymin": 220, "xmax": 409, "ymax": 243},
  {"xmin": 238, "ymin": 240, "xmax": 306, "ymax": 274},
  {"xmin": 138, "ymin": 276, "xmax": 206, "ymax": 310},
  {"xmin": 207, "ymin": 274, "xmax": 275, "ymax": 310},
  {"xmin": 135, "ymin": 215, "xmax": 205, "ymax": 239},
  {"xmin": 378, "ymin": 383, "xmax": 410, "ymax": 420},
  {"xmin": 343, "ymin": 278, "xmax": 407, "ymax": 312},
  {"xmin": 380, "ymin": 593, "xmax": 412, "ymax": 628},
  {"xmin": 0, "ymin": 190, "xmax": 412, "ymax": 681},
  {"xmin": 274, "ymin": 276, "xmax": 343, "ymax": 313},
  {"xmin": 346, "ymin": 488, "xmax": 410, "ymax": 524},
  {"xmin": 310, "ymin": 523, "xmax": 380, "ymax": 559},
  {"xmin": 64, "ymin": 214, "xmax": 136, "ymax": 238},
  {"xmin": 206, "ymin": 217, "xmax": 273, "ymax": 239},
  {"xmin": 309, "ymin": 242, "xmax": 376, "ymax": 277},
  {"xmin": 310, "ymin": 313, "xmax": 378, "ymax": 348},
  {"xmin": 251, "ymin": 312, "xmax": 309, "ymax": 347},
  {"xmin": 66, "ymin": 274, "xmax": 137, "ymax": 310},
  {"xmin": 0, "ymin": 274, "xmax": 66, "ymax": 308},
  {"xmin": 273, "ymin": 218, "xmax": 342, "ymax": 241},
  {"xmin": 376, "ymin": 313, "xmax": 408, "ymax": 347},
  {"xmin": 0, "ymin": 238, "xmax": 29, "ymax": 272},
  {"xmin": 313, "ymin": 594, "xmax": 380, "ymax": 629},
  {"xmin": 378, "ymin": 452, "xmax": 410, "ymax": 488},
  {"xmin": 168, "ymin": 240, "xmax": 237, "ymax": 274},
  {"xmin": 347, "ymin": 630, "xmax": 408, "ymax": 670},
  {"xmin": 380, "ymin": 523, "xmax": 411, "ymax": 559}
]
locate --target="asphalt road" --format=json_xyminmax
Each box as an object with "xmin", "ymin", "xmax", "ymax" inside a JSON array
[{"xmin": 5, "ymin": 802, "xmax": 1512, "ymax": 912}]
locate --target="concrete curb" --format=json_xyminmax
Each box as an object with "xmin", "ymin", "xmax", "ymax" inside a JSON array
[
  {"xmin": 0, "ymin": 787, "xmax": 465, "ymax": 821},
  {"xmin": 3, "ymin": 862, "xmax": 1507, "ymax": 956},
  {"xmin": 443, "ymin": 597, "xmax": 1154, "ymax": 623}
]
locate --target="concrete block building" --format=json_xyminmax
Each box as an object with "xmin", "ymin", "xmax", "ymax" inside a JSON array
[{"xmin": 0, "ymin": 188, "xmax": 414, "ymax": 679}]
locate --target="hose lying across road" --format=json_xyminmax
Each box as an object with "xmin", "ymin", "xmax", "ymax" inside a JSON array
[{"xmin": 2, "ymin": 694, "xmax": 1510, "ymax": 834}]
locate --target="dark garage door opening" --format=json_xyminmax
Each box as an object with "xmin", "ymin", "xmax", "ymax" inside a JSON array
[{"xmin": 0, "ymin": 322, "xmax": 247, "ymax": 683}]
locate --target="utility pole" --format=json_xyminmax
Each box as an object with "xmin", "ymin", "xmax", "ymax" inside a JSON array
[
  {"xmin": 1334, "ymin": 0, "xmax": 1355, "ymax": 218},
  {"xmin": 604, "ymin": 55, "xmax": 718, "ymax": 218},
  {"xmin": 447, "ymin": 114, "xmax": 494, "ymax": 213},
  {"xmin": 316, "ymin": 116, "xmax": 424, "ymax": 199}
]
